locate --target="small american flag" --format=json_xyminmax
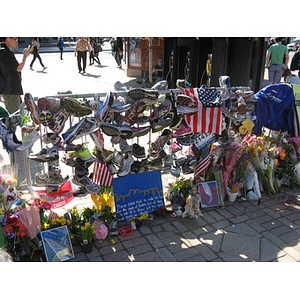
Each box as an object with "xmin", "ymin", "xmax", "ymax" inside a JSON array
[
  {"xmin": 194, "ymin": 144, "xmax": 212, "ymax": 178},
  {"xmin": 183, "ymin": 87, "xmax": 222, "ymax": 135},
  {"xmin": 92, "ymin": 161, "xmax": 113, "ymax": 187},
  {"xmin": 194, "ymin": 154, "xmax": 212, "ymax": 178}
]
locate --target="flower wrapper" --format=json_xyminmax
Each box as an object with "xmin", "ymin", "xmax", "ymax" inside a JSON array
[{"xmin": 17, "ymin": 205, "xmax": 41, "ymax": 239}]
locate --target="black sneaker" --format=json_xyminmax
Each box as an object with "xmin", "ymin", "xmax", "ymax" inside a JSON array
[
  {"xmin": 73, "ymin": 186, "xmax": 89, "ymax": 197},
  {"xmin": 132, "ymin": 143, "xmax": 145, "ymax": 158}
]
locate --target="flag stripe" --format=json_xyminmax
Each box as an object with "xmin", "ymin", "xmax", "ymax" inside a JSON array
[{"xmin": 92, "ymin": 161, "xmax": 113, "ymax": 187}]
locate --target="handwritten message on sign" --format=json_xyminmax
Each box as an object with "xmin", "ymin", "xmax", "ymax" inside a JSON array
[{"xmin": 113, "ymin": 170, "xmax": 165, "ymax": 221}]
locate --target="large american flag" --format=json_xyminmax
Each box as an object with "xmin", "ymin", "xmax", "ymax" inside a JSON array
[
  {"xmin": 92, "ymin": 160, "xmax": 113, "ymax": 187},
  {"xmin": 182, "ymin": 88, "xmax": 222, "ymax": 135}
]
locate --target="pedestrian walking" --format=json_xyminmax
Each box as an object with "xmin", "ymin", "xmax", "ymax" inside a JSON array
[
  {"xmin": 89, "ymin": 38, "xmax": 101, "ymax": 66},
  {"xmin": 57, "ymin": 37, "xmax": 65, "ymax": 60},
  {"xmin": 265, "ymin": 37, "xmax": 289, "ymax": 84},
  {"xmin": 111, "ymin": 37, "xmax": 123, "ymax": 68},
  {"xmin": 75, "ymin": 37, "xmax": 90, "ymax": 73},
  {"xmin": 29, "ymin": 38, "xmax": 47, "ymax": 71}
]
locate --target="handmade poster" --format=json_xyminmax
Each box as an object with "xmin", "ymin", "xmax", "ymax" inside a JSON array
[
  {"xmin": 113, "ymin": 170, "xmax": 165, "ymax": 221},
  {"xmin": 198, "ymin": 181, "xmax": 221, "ymax": 208},
  {"xmin": 40, "ymin": 225, "xmax": 74, "ymax": 262}
]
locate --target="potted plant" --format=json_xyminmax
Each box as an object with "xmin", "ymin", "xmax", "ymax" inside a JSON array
[{"xmin": 77, "ymin": 221, "xmax": 95, "ymax": 253}]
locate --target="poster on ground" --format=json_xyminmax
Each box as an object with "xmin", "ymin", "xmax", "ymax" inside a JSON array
[
  {"xmin": 113, "ymin": 170, "xmax": 165, "ymax": 221},
  {"xmin": 40, "ymin": 225, "xmax": 74, "ymax": 262},
  {"xmin": 198, "ymin": 181, "xmax": 221, "ymax": 208}
]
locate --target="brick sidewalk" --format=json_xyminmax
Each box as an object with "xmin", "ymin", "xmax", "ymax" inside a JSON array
[{"xmin": 69, "ymin": 189, "xmax": 300, "ymax": 262}]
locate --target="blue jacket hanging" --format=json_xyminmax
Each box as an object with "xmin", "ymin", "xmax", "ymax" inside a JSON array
[{"xmin": 253, "ymin": 83, "xmax": 299, "ymax": 137}]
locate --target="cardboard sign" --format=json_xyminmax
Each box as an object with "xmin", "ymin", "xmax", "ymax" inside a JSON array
[{"xmin": 113, "ymin": 170, "xmax": 165, "ymax": 221}]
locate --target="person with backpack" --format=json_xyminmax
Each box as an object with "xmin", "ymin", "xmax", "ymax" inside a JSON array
[
  {"xmin": 0, "ymin": 37, "xmax": 31, "ymax": 114},
  {"xmin": 57, "ymin": 37, "xmax": 65, "ymax": 60},
  {"xmin": 29, "ymin": 37, "xmax": 47, "ymax": 71}
]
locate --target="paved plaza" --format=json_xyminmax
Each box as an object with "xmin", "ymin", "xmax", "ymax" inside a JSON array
[{"xmin": 2, "ymin": 42, "xmax": 300, "ymax": 265}]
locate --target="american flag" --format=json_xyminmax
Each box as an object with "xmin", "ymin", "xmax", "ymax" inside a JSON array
[
  {"xmin": 194, "ymin": 154, "xmax": 212, "ymax": 178},
  {"xmin": 182, "ymin": 88, "xmax": 222, "ymax": 135},
  {"xmin": 194, "ymin": 144, "xmax": 212, "ymax": 178},
  {"xmin": 92, "ymin": 160, "xmax": 113, "ymax": 187}
]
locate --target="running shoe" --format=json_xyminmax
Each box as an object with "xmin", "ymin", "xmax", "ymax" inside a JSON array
[
  {"xmin": 127, "ymin": 88, "xmax": 159, "ymax": 102},
  {"xmin": 148, "ymin": 98, "xmax": 172, "ymax": 122},
  {"xmin": 42, "ymin": 132, "xmax": 62, "ymax": 145},
  {"xmin": 117, "ymin": 152, "xmax": 134, "ymax": 177},
  {"xmin": 95, "ymin": 92, "xmax": 114, "ymax": 122},
  {"xmin": 24, "ymin": 93, "xmax": 40, "ymax": 125},
  {"xmin": 73, "ymin": 186, "xmax": 89, "ymax": 197},
  {"xmin": 16, "ymin": 130, "xmax": 40, "ymax": 152},
  {"xmin": 0, "ymin": 121, "xmax": 22, "ymax": 152},
  {"xmin": 72, "ymin": 175, "xmax": 101, "ymax": 194},
  {"xmin": 73, "ymin": 145, "xmax": 95, "ymax": 162},
  {"xmin": 48, "ymin": 109, "xmax": 69, "ymax": 134},
  {"xmin": 62, "ymin": 97, "xmax": 93, "ymax": 117},
  {"xmin": 28, "ymin": 146, "xmax": 59, "ymax": 162},
  {"xmin": 62, "ymin": 117, "xmax": 98, "ymax": 144}
]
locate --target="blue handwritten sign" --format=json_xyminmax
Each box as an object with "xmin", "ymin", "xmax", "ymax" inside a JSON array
[{"xmin": 113, "ymin": 170, "xmax": 165, "ymax": 221}]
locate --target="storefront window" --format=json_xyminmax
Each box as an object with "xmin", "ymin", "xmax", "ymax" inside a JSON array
[{"xmin": 129, "ymin": 37, "xmax": 141, "ymax": 68}]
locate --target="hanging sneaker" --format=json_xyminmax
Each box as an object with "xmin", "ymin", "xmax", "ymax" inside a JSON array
[
  {"xmin": 48, "ymin": 109, "xmax": 69, "ymax": 134},
  {"xmin": 148, "ymin": 98, "xmax": 172, "ymax": 122},
  {"xmin": 117, "ymin": 152, "xmax": 134, "ymax": 177},
  {"xmin": 0, "ymin": 121, "xmax": 22, "ymax": 152},
  {"xmin": 170, "ymin": 120, "xmax": 192, "ymax": 137},
  {"xmin": 16, "ymin": 130, "xmax": 40, "ymax": 152},
  {"xmin": 112, "ymin": 151, "xmax": 124, "ymax": 167},
  {"xmin": 100, "ymin": 150, "xmax": 115, "ymax": 163},
  {"xmin": 62, "ymin": 97, "xmax": 93, "ymax": 117},
  {"xmin": 72, "ymin": 175, "xmax": 101, "ymax": 194},
  {"xmin": 62, "ymin": 117, "xmax": 98, "ymax": 144},
  {"xmin": 95, "ymin": 92, "xmax": 114, "ymax": 122},
  {"xmin": 151, "ymin": 80, "xmax": 168, "ymax": 90},
  {"xmin": 73, "ymin": 145, "xmax": 95, "ymax": 162},
  {"xmin": 176, "ymin": 94, "xmax": 198, "ymax": 108},
  {"xmin": 149, "ymin": 129, "xmax": 171, "ymax": 154},
  {"xmin": 73, "ymin": 186, "xmax": 89, "ymax": 197},
  {"xmin": 151, "ymin": 115, "xmax": 173, "ymax": 133},
  {"xmin": 24, "ymin": 93, "xmax": 40, "ymax": 125},
  {"xmin": 132, "ymin": 143, "xmax": 145, "ymax": 158},
  {"xmin": 123, "ymin": 99, "xmax": 147, "ymax": 125},
  {"xmin": 46, "ymin": 97, "xmax": 61, "ymax": 114},
  {"xmin": 127, "ymin": 88, "xmax": 159, "ymax": 102},
  {"xmin": 42, "ymin": 132, "xmax": 62, "ymax": 145},
  {"xmin": 28, "ymin": 146, "xmax": 59, "ymax": 162}
]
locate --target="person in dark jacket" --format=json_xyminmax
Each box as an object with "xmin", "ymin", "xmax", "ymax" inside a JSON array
[
  {"xmin": 57, "ymin": 37, "xmax": 65, "ymax": 60},
  {"xmin": 0, "ymin": 37, "xmax": 31, "ymax": 113},
  {"xmin": 290, "ymin": 48, "xmax": 300, "ymax": 77}
]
